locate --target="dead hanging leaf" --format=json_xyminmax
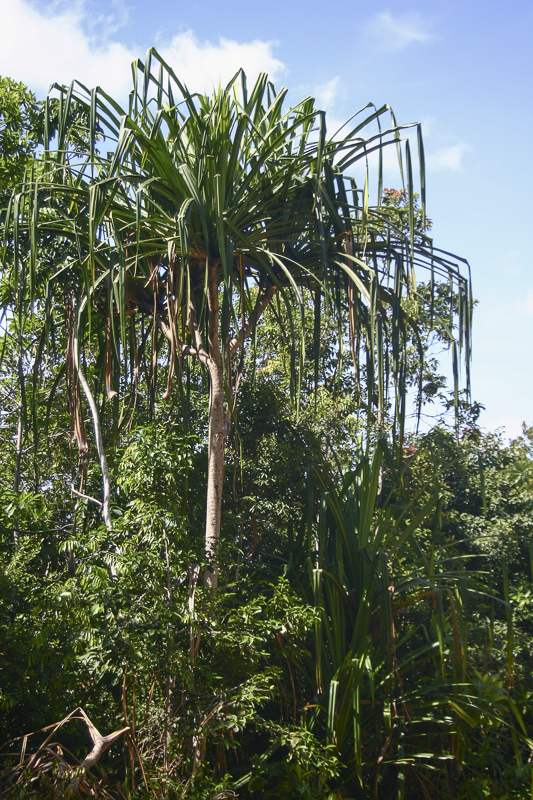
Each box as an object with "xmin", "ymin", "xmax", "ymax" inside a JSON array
[
  {"xmin": 163, "ymin": 293, "xmax": 177, "ymax": 403},
  {"xmin": 121, "ymin": 311, "xmax": 140, "ymax": 434},
  {"xmin": 149, "ymin": 276, "xmax": 159, "ymax": 413},
  {"xmin": 345, "ymin": 235, "xmax": 361, "ymax": 399},
  {"xmin": 105, "ymin": 314, "xmax": 118, "ymax": 401},
  {"xmin": 73, "ymin": 383, "xmax": 88, "ymax": 455}
]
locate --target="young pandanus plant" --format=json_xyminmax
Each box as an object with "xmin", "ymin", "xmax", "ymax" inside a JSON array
[{"xmin": 287, "ymin": 440, "xmax": 530, "ymax": 798}]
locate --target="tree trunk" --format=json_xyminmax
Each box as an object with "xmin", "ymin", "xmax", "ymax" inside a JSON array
[
  {"xmin": 74, "ymin": 346, "xmax": 112, "ymax": 530},
  {"xmin": 13, "ymin": 398, "xmax": 23, "ymax": 547},
  {"xmin": 204, "ymin": 263, "xmax": 225, "ymax": 590},
  {"xmin": 74, "ymin": 336, "xmax": 118, "ymax": 579}
]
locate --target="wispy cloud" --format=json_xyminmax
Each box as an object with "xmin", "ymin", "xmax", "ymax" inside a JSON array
[
  {"xmin": 426, "ymin": 143, "xmax": 472, "ymax": 171},
  {"xmin": 365, "ymin": 11, "xmax": 433, "ymax": 51},
  {"xmin": 0, "ymin": 0, "xmax": 286, "ymax": 100},
  {"xmin": 515, "ymin": 288, "xmax": 533, "ymax": 315},
  {"xmin": 313, "ymin": 76, "xmax": 341, "ymax": 111}
]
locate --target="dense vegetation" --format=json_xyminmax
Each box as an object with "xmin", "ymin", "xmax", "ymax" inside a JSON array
[{"xmin": 0, "ymin": 57, "xmax": 532, "ymax": 799}]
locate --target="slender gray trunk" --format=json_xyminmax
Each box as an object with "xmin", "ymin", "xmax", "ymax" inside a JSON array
[
  {"xmin": 156, "ymin": 277, "xmax": 277, "ymax": 591},
  {"xmin": 73, "ymin": 305, "xmax": 112, "ymax": 531},
  {"xmin": 204, "ymin": 264, "xmax": 225, "ymax": 590},
  {"xmin": 205, "ymin": 360, "xmax": 224, "ymax": 587},
  {"xmin": 202, "ymin": 276, "xmax": 276, "ymax": 588}
]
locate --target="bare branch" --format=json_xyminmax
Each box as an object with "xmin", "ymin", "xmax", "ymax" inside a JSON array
[
  {"xmin": 187, "ymin": 298, "xmax": 209, "ymax": 361},
  {"xmin": 75, "ymin": 708, "xmax": 130, "ymax": 770},
  {"xmin": 157, "ymin": 316, "xmax": 196, "ymax": 357},
  {"xmin": 81, "ymin": 727, "xmax": 130, "ymax": 769},
  {"xmin": 71, "ymin": 484, "xmax": 102, "ymax": 508},
  {"xmin": 228, "ymin": 284, "xmax": 277, "ymax": 357},
  {"xmin": 157, "ymin": 314, "xmax": 211, "ymax": 366}
]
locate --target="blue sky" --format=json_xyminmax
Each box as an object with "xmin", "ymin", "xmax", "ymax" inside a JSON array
[{"xmin": 1, "ymin": 0, "xmax": 531, "ymax": 437}]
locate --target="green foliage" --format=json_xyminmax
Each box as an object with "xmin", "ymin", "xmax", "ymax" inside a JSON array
[
  {"xmin": 0, "ymin": 69, "xmax": 531, "ymax": 800},
  {"xmin": 0, "ymin": 77, "xmax": 42, "ymax": 194},
  {"xmin": 3, "ymin": 411, "xmax": 531, "ymax": 798}
]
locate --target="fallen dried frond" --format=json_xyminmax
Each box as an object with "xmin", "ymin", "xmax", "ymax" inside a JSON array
[{"xmin": 0, "ymin": 707, "xmax": 129, "ymax": 799}]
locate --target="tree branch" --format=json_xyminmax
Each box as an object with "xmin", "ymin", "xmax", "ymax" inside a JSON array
[
  {"xmin": 187, "ymin": 297, "xmax": 209, "ymax": 362},
  {"xmin": 71, "ymin": 484, "xmax": 102, "ymax": 508},
  {"xmin": 157, "ymin": 313, "xmax": 210, "ymax": 366},
  {"xmin": 228, "ymin": 284, "xmax": 277, "ymax": 357},
  {"xmin": 76, "ymin": 707, "xmax": 130, "ymax": 770}
]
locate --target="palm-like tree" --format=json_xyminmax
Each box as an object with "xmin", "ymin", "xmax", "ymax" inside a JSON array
[{"xmin": 2, "ymin": 49, "xmax": 471, "ymax": 584}]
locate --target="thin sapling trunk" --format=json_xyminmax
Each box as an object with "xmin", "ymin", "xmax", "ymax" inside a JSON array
[{"xmin": 204, "ymin": 263, "xmax": 225, "ymax": 590}]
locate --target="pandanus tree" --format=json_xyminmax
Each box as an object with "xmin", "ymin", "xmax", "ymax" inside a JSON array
[{"xmin": 2, "ymin": 49, "xmax": 471, "ymax": 585}]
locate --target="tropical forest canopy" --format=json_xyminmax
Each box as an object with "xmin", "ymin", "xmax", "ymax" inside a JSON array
[{"xmin": 0, "ymin": 52, "xmax": 532, "ymax": 799}]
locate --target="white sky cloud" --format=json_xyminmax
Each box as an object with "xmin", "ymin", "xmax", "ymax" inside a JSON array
[
  {"xmin": 0, "ymin": 0, "xmax": 286, "ymax": 100},
  {"xmin": 158, "ymin": 31, "xmax": 285, "ymax": 94},
  {"xmin": 515, "ymin": 288, "xmax": 533, "ymax": 315},
  {"xmin": 313, "ymin": 76, "xmax": 341, "ymax": 112},
  {"xmin": 426, "ymin": 143, "xmax": 472, "ymax": 171},
  {"xmin": 0, "ymin": 0, "xmax": 137, "ymax": 97},
  {"xmin": 365, "ymin": 12, "xmax": 433, "ymax": 51}
]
